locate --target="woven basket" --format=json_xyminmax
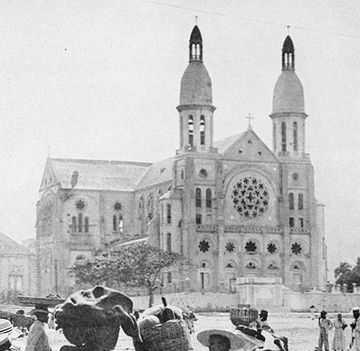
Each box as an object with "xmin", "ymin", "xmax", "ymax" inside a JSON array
[
  {"xmin": 141, "ymin": 320, "xmax": 190, "ymax": 351},
  {"xmin": 62, "ymin": 323, "xmax": 120, "ymax": 350},
  {"xmin": 230, "ymin": 307, "xmax": 258, "ymax": 327}
]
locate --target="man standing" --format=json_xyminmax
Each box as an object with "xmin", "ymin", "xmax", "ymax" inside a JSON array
[{"xmin": 318, "ymin": 311, "xmax": 333, "ymax": 351}]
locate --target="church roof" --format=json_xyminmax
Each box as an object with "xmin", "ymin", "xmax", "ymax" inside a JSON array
[
  {"xmin": 0, "ymin": 232, "xmax": 32, "ymax": 256},
  {"xmin": 47, "ymin": 158, "xmax": 151, "ymax": 192},
  {"xmin": 272, "ymin": 70, "xmax": 305, "ymax": 114},
  {"xmin": 135, "ymin": 157, "xmax": 173, "ymax": 190},
  {"xmin": 214, "ymin": 132, "xmax": 246, "ymax": 153},
  {"xmin": 179, "ymin": 61, "xmax": 212, "ymax": 106}
]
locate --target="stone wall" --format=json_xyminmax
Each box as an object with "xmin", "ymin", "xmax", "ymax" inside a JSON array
[{"xmin": 131, "ymin": 291, "xmax": 238, "ymax": 312}]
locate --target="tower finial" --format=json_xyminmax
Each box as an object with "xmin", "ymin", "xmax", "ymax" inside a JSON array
[
  {"xmin": 195, "ymin": 15, "xmax": 198, "ymax": 25},
  {"xmin": 286, "ymin": 25, "xmax": 290, "ymax": 34},
  {"xmin": 189, "ymin": 25, "xmax": 203, "ymax": 62},
  {"xmin": 282, "ymin": 35, "xmax": 295, "ymax": 71}
]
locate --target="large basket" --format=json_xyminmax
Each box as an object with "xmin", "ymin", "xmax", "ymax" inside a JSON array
[
  {"xmin": 140, "ymin": 320, "xmax": 190, "ymax": 351},
  {"xmin": 230, "ymin": 307, "xmax": 258, "ymax": 327},
  {"xmin": 62, "ymin": 323, "xmax": 120, "ymax": 350}
]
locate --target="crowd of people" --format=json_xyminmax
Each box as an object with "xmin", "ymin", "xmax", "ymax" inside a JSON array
[
  {"xmin": 316, "ymin": 307, "xmax": 360, "ymax": 351},
  {"xmin": 1, "ymin": 303, "xmax": 360, "ymax": 351}
]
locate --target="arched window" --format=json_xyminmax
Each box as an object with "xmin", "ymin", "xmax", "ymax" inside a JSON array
[
  {"xmin": 200, "ymin": 115, "xmax": 205, "ymax": 145},
  {"xmin": 196, "ymin": 213, "xmax": 202, "ymax": 224},
  {"xmin": 84, "ymin": 217, "xmax": 89, "ymax": 233},
  {"xmin": 147, "ymin": 194, "xmax": 154, "ymax": 220},
  {"xmin": 167, "ymin": 271, "xmax": 172, "ymax": 283},
  {"xmin": 78, "ymin": 213, "xmax": 83, "ymax": 233},
  {"xmin": 195, "ymin": 188, "xmax": 202, "ymax": 208},
  {"xmin": 289, "ymin": 193, "xmax": 294, "ymax": 210},
  {"xmin": 161, "ymin": 204, "xmax": 164, "ymax": 224},
  {"xmin": 188, "ymin": 116, "xmax": 194, "ymax": 146},
  {"xmin": 281, "ymin": 122, "xmax": 287, "ymax": 152},
  {"xmin": 166, "ymin": 233, "xmax": 172, "ymax": 252},
  {"xmin": 72, "ymin": 216, "xmax": 77, "ymax": 232},
  {"xmin": 119, "ymin": 214, "xmax": 124, "ymax": 233},
  {"xmin": 206, "ymin": 188, "xmax": 212, "ymax": 208},
  {"xmin": 293, "ymin": 122, "xmax": 298, "ymax": 152},
  {"xmin": 298, "ymin": 193, "xmax": 304, "ymax": 210},
  {"xmin": 113, "ymin": 215, "xmax": 117, "ymax": 231},
  {"xmin": 166, "ymin": 204, "xmax": 171, "ymax": 224}
]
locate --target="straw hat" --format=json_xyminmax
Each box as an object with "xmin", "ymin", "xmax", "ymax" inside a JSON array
[
  {"xmin": 0, "ymin": 319, "xmax": 12, "ymax": 346},
  {"xmin": 197, "ymin": 329, "xmax": 245, "ymax": 350}
]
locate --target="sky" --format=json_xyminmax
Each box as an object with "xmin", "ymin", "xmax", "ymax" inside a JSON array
[{"xmin": 0, "ymin": 0, "xmax": 359, "ymax": 279}]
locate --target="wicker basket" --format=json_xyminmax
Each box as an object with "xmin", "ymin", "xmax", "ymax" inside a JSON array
[
  {"xmin": 230, "ymin": 307, "xmax": 258, "ymax": 327},
  {"xmin": 140, "ymin": 320, "xmax": 190, "ymax": 351}
]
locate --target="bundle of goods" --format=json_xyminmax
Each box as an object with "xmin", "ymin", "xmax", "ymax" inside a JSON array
[
  {"xmin": 54, "ymin": 286, "xmax": 140, "ymax": 351},
  {"xmin": 230, "ymin": 306, "xmax": 258, "ymax": 327},
  {"xmin": 138, "ymin": 297, "xmax": 192, "ymax": 351}
]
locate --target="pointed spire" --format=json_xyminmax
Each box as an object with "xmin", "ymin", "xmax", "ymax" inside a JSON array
[
  {"xmin": 282, "ymin": 35, "xmax": 295, "ymax": 71},
  {"xmin": 189, "ymin": 25, "xmax": 203, "ymax": 62}
]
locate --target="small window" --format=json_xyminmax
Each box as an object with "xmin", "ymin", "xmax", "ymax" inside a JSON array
[
  {"xmin": 195, "ymin": 188, "xmax": 202, "ymax": 208},
  {"xmin": 292, "ymin": 173, "xmax": 299, "ymax": 181},
  {"xmin": 281, "ymin": 122, "xmax": 287, "ymax": 152},
  {"xmin": 206, "ymin": 188, "xmax": 212, "ymax": 208},
  {"xmin": 166, "ymin": 233, "xmax": 171, "ymax": 252},
  {"xmin": 299, "ymin": 218, "xmax": 304, "ymax": 228},
  {"xmin": 298, "ymin": 193, "xmax": 304, "ymax": 210},
  {"xmin": 289, "ymin": 217, "xmax": 295, "ymax": 228},
  {"xmin": 84, "ymin": 217, "xmax": 89, "ymax": 233},
  {"xmin": 78, "ymin": 213, "xmax": 83, "ymax": 233},
  {"xmin": 196, "ymin": 213, "xmax": 202, "ymax": 224},
  {"xmin": 166, "ymin": 204, "xmax": 171, "ymax": 224},
  {"xmin": 293, "ymin": 122, "xmax": 298, "ymax": 152},
  {"xmin": 113, "ymin": 215, "xmax": 117, "ymax": 231},
  {"xmin": 119, "ymin": 214, "xmax": 124, "ymax": 233},
  {"xmin": 291, "ymin": 243, "xmax": 302, "ymax": 255},
  {"xmin": 200, "ymin": 115, "xmax": 205, "ymax": 145},
  {"xmin": 267, "ymin": 243, "xmax": 277, "ymax": 254},
  {"xmin": 289, "ymin": 193, "xmax": 294, "ymax": 210},
  {"xmin": 72, "ymin": 216, "xmax": 77, "ymax": 232},
  {"xmin": 188, "ymin": 115, "xmax": 194, "ymax": 146},
  {"xmin": 246, "ymin": 262, "xmax": 256, "ymax": 269},
  {"xmin": 198, "ymin": 240, "xmax": 209, "ymax": 253},
  {"xmin": 167, "ymin": 272, "xmax": 172, "ymax": 283},
  {"xmin": 199, "ymin": 169, "xmax": 207, "ymax": 178}
]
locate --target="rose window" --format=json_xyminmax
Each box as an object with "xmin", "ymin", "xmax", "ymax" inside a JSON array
[
  {"xmin": 198, "ymin": 240, "xmax": 210, "ymax": 253},
  {"xmin": 75, "ymin": 199, "xmax": 85, "ymax": 210},
  {"xmin": 291, "ymin": 242, "xmax": 302, "ymax": 255},
  {"xmin": 231, "ymin": 176, "xmax": 269, "ymax": 218},
  {"xmin": 245, "ymin": 241, "xmax": 257, "ymax": 253},
  {"xmin": 114, "ymin": 202, "xmax": 122, "ymax": 211},
  {"xmin": 267, "ymin": 243, "xmax": 277, "ymax": 254},
  {"xmin": 225, "ymin": 242, "xmax": 235, "ymax": 253}
]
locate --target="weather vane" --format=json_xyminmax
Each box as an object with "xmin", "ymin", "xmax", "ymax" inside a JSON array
[
  {"xmin": 195, "ymin": 15, "xmax": 198, "ymax": 25},
  {"xmin": 286, "ymin": 25, "xmax": 291, "ymax": 34},
  {"xmin": 245, "ymin": 113, "xmax": 254, "ymax": 129}
]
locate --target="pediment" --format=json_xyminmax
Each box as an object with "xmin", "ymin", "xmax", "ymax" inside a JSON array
[{"xmin": 222, "ymin": 129, "xmax": 278, "ymax": 163}]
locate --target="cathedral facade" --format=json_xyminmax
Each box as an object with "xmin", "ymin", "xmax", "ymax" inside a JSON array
[{"xmin": 36, "ymin": 26, "xmax": 327, "ymax": 296}]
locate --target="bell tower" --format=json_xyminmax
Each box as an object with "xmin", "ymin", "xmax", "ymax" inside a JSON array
[
  {"xmin": 270, "ymin": 36, "xmax": 308, "ymax": 159},
  {"xmin": 177, "ymin": 26, "xmax": 215, "ymax": 154}
]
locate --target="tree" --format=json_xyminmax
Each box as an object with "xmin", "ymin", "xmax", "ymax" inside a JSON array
[
  {"xmin": 334, "ymin": 261, "xmax": 358, "ymax": 292},
  {"xmin": 69, "ymin": 243, "xmax": 185, "ymax": 306}
]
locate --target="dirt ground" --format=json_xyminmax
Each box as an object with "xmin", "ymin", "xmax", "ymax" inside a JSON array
[{"xmin": 12, "ymin": 313, "xmax": 354, "ymax": 351}]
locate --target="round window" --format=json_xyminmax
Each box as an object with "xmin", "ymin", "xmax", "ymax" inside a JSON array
[{"xmin": 231, "ymin": 176, "xmax": 269, "ymax": 218}]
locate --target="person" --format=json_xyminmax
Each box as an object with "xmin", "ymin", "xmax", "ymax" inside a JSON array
[
  {"xmin": 332, "ymin": 313, "xmax": 347, "ymax": 351},
  {"xmin": 350, "ymin": 307, "xmax": 360, "ymax": 351},
  {"xmin": 25, "ymin": 305, "xmax": 52, "ymax": 351},
  {"xmin": 318, "ymin": 311, "xmax": 333, "ymax": 351},
  {"xmin": 0, "ymin": 319, "xmax": 20, "ymax": 351},
  {"xmin": 197, "ymin": 329, "xmax": 245, "ymax": 351},
  {"xmin": 258, "ymin": 310, "xmax": 274, "ymax": 334}
]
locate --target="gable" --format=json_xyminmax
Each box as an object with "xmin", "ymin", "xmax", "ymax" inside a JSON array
[
  {"xmin": 39, "ymin": 159, "xmax": 58, "ymax": 192},
  {"xmin": 221, "ymin": 129, "xmax": 278, "ymax": 163}
]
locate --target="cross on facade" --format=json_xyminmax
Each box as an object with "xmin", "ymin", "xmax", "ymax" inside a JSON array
[{"xmin": 245, "ymin": 113, "xmax": 254, "ymax": 128}]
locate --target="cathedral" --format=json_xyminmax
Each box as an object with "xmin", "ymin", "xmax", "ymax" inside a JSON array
[{"xmin": 36, "ymin": 26, "xmax": 327, "ymax": 297}]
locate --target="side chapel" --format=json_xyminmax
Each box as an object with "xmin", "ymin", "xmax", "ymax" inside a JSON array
[{"xmin": 36, "ymin": 26, "xmax": 327, "ymax": 296}]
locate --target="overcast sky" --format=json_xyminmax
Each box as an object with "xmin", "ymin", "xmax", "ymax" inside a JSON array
[{"xmin": 0, "ymin": 0, "xmax": 359, "ymax": 279}]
